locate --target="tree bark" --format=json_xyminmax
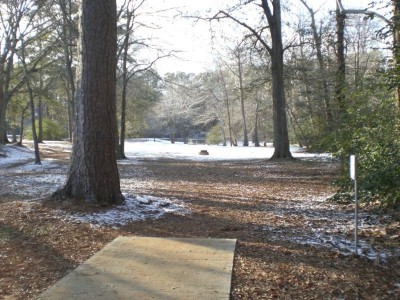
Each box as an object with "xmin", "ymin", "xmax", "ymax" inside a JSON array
[
  {"xmin": 336, "ymin": 0, "xmax": 347, "ymax": 120},
  {"xmin": 237, "ymin": 49, "xmax": 249, "ymax": 146},
  {"xmin": 262, "ymin": 0, "xmax": 292, "ymax": 159},
  {"xmin": 221, "ymin": 71, "xmax": 234, "ymax": 146},
  {"xmin": 59, "ymin": 0, "xmax": 77, "ymax": 142},
  {"xmin": 18, "ymin": 102, "xmax": 29, "ymax": 146},
  {"xmin": 37, "ymin": 67, "xmax": 44, "ymax": 143},
  {"xmin": 117, "ymin": 6, "xmax": 132, "ymax": 160},
  {"xmin": 393, "ymin": 0, "xmax": 400, "ymax": 110},
  {"xmin": 27, "ymin": 80, "xmax": 41, "ymax": 165},
  {"xmin": 20, "ymin": 38, "xmax": 41, "ymax": 165},
  {"xmin": 253, "ymin": 101, "xmax": 260, "ymax": 147},
  {"xmin": 57, "ymin": 0, "xmax": 123, "ymax": 205}
]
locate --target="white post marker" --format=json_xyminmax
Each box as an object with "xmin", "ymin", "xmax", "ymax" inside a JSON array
[{"xmin": 350, "ymin": 155, "xmax": 358, "ymax": 255}]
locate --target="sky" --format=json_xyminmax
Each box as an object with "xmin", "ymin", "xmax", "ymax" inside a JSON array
[{"xmin": 128, "ymin": 0, "xmax": 389, "ymax": 75}]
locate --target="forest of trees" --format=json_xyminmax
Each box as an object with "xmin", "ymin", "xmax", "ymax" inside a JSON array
[{"xmin": 0, "ymin": 0, "xmax": 399, "ymax": 206}]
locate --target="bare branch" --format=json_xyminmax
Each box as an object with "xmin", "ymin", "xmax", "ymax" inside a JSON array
[
  {"xmin": 216, "ymin": 10, "xmax": 272, "ymax": 53},
  {"xmin": 335, "ymin": 0, "xmax": 390, "ymax": 24},
  {"xmin": 344, "ymin": 9, "xmax": 390, "ymax": 25}
]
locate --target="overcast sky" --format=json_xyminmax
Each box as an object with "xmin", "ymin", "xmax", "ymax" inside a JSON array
[{"xmin": 129, "ymin": 0, "xmax": 389, "ymax": 75}]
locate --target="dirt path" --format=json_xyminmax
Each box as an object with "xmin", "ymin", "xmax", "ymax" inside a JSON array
[{"xmin": 0, "ymin": 146, "xmax": 399, "ymax": 299}]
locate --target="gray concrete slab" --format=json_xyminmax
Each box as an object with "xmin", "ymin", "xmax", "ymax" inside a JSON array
[{"xmin": 37, "ymin": 237, "xmax": 236, "ymax": 300}]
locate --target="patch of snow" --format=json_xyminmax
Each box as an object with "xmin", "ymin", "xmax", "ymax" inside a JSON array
[
  {"xmin": 0, "ymin": 174, "xmax": 66, "ymax": 199},
  {"xmin": 57, "ymin": 194, "xmax": 190, "ymax": 228},
  {"xmin": 0, "ymin": 145, "xmax": 34, "ymax": 167},
  {"xmin": 261, "ymin": 198, "xmax": 399, "ymax": 262}
]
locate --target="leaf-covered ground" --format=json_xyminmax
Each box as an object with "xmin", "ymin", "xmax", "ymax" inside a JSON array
[{"xmin": 0, "ymin": 144, "xmax": 399, "ymax": 299}]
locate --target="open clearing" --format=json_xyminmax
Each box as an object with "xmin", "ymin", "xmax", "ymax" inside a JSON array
[{"xmin": 0, "ymin": 140, "xmax": 399, "ymax": 299}]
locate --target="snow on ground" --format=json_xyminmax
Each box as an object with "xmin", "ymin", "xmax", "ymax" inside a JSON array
[
  {"xmin": 0, "ymin": 144, "xmax": 34, "ymax": 167},
  {"xmin": 260, "ymin": 198, "xmax": 399, "ymax": 262},
  {"xmin": 58, "ymin": 194, "xmax": 189, "ymax": 229},
  {"xmin": 2, "ymin": 140, "xmax": 398, "ymax": 261},
  {"xmin": 123, "ymin": 139, "xmax": 332, "ymax": 161}
]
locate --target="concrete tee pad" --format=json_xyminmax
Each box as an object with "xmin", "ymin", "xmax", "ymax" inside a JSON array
[{"xmin": 38, "ymin": 237, "xmax": 237, "ymax": 300}]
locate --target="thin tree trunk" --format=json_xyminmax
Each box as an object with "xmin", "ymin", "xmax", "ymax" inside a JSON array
[
  {"xmin": 336, "ymin": 0, "xmax": 346, "ymax": 120},
  {"xmin": 117, "ymin": 9, "xmax": 131, "ymax": 160},
  {"xmin": 300, "ymin": 0, "xmax": 333, "ymax": 128},
  {"xmin": 221, "ymin": 71, "xmax": 234, "ymax": 146},
  {"xmin": 253, "ymin": 102, "xmax": 260, "ymax": 147},
  {"xmin": 237, "ymin": 51, "xmax": 249, "ymax": 146},
  {"xmin": 59, "ymin": 0, "xmax": 76, "ymax": 142},
  {"xmin": 219, "ymin": 121, "xmax": 227, "ymax": 146},
  {"xmin": 20, "ymin": 41, "xmax": 41, "ymax": 164},
  {"xmin": 37, "ymin": 68, "xmax": 44, "ymax": 143},
  {"xmin": 27, "ymin": 82, "xmax": 41, "ymax": 164},
  {"xmin": 118, "ymin": 71, "xmax": 128, "ymax": 158},
  {"xmin": 66, "ymin": 94, "xmax": 73, "ymax": 141},
  {"xmin": 0, "ymin": 88, "xmax": 8, "ymax": 144},
  {"xmin": 18, "ymin": 103, "xmax": 29, "ymax": 146},
  {"xmin": 393, "ymin": 0, "xmax": 400, "ymax": 110}
]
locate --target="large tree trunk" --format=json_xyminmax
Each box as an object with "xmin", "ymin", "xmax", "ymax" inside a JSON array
[
  {"xmin": 270, "ymin": 44, "xmax": 292, "ymax": 159},
  {"xmin": 263, "ymin": 0, "xmax": 292, "ymax": 159},
  {"xmin": 58, "ymin": 0, "xmax": 123, "ymax": 205}
]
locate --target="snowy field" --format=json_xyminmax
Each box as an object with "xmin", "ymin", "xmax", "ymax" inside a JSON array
[
  {"xmin": 123, "ymin": 139, "xmax": 332, "ymax": 161},
  {"xmin": 0, "ymin": 139, "xmax": 331, "ymax": 166}
]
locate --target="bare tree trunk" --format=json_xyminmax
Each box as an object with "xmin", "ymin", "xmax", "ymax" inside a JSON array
[
  {"xmin": 237, "ymin": 50, "xmax": 249, "ymax": 146},
  {"xmin": 394, "ymin": 0, "xmax": 400, "ymax": 110},
  {"xmin": 253, "ymin": 102, "xmax": 260, "ymax": 147},
  {"xmin": 59, "ymin": 0, "xmax": 76, "ymax": 142},
  {"xmin": 336, "ymin": 0, "xmax": 347, "ymax": 120},
  {"xmin": 221, "ymin": 71, "xmax": 234, "ymax": 146},
  {"xmin": 300, "ymin": 0, "xmax": 333, "ymax": 128},
  {"xmin": 20, "ymin": 39, "xmax": 41, "ymax": 165},
  {"xmin": 118, "ymin": 69, "xmax": 128, "ymax": 158},
  {"xmin": 0, "ymin": 96, "xmax": 8, "ymax": 144},
  {"xmin": 37, "ymin": 68, "xmax": 44, "ymax": 143},
  {"xmin": 66, "ymin": 95, "xmax": 73, "ymax": 141},
  {"xmin": 27, "ymin": 82, "xmax": 41, "ymax": 164},
  {"xmin": 117, "ymin": 6, "xmax": 132, "ymax": 160},
  {"xmin": 219, "ymin": 120, "xmax": 227, "ymax": 146},
  {"xmin": 18, "ymin": 102, "xmax": 29, "ymax": 146},
  {"xmin": 57, "ymin": 0, "xmax": 123, "ymax": 205},
  {"xmin": 264, "ymin": 0, "xmax": 292, "ymax": 159}
]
